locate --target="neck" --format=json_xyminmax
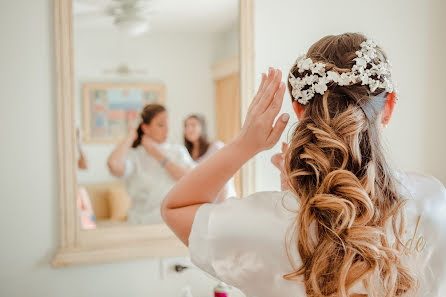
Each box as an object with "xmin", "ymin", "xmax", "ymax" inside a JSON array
[{"xmin": 150, "ymin": 137, "xmax": 162, "ymax": 145}]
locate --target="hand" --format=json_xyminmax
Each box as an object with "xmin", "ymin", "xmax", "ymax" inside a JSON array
[
  {"xmin": 271, "ymin": 142, "xmax": 289, "ymax": 191},
  {"xmin": 235, "ymin": 68, "xmax": 289, "ymax": 156},
  {"xmin": 141, "ymin": 135, "xmax": 164, "ymax": 160},
  {"xmin": 271, "ymin": 142, "xmax": 288, "ymax": 171},
  {"xmin": 127, "ymin": 120, "xmax": 138, "ymax": 142}
]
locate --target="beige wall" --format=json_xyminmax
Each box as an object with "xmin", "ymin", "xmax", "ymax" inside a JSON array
[{"xmin": 254, "ymin": 0, "xmax": 446, "ymax": 192}]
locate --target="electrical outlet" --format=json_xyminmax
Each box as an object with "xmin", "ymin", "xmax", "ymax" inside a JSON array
[{"xmin": 159, "ymin": 256, "xmax": 195, "ymax": 280}]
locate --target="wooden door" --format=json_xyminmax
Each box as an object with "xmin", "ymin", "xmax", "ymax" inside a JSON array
[{"xmin": 215, "ymin": 72, "xmax": 241, "ymax": 196}]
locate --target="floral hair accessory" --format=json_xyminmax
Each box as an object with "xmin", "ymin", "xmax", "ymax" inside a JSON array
[{"xmin": 289, "ymin": 39, "xmax": 394, "ymax": 105}]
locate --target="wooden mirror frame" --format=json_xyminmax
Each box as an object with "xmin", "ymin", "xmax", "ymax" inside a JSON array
[{"xmin": 52, "ymin": 0, "xmax": 255, "ymax": 267}]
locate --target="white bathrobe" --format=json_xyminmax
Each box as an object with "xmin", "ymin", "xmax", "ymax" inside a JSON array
[{"xmin": 189, "ymin": 171, "xmax": 446, "ymax": 297}]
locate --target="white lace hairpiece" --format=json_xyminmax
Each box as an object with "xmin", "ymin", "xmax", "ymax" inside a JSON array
[{"xmin": 289, "ymin": 39, "xmax": 394, "ymax": 105}]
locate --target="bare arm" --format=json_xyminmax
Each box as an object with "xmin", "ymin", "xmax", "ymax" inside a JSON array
[
  {"xmin": 107, "ymin": 134, "xmax": 135, "ymax": 177},
  {"xmin": 161, "ymin": 68, "xmax": 289, "ymax": 245},
  {"xmin": 215, "ymin": 183, "xmax": 229, "ymax": 203},
  {"xmin": 163, "ymin": 160, "xmax": 189, "ymax": 181}
]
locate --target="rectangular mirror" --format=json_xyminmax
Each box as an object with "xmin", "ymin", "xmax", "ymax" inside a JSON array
[{"xmin": 53, "ymin": 0, "xmax": 254, "ymax": 267}]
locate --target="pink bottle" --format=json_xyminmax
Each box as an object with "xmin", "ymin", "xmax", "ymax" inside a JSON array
[{"xmin": 214, "ymin": 282, "xmax": 230, "ymax": 297}]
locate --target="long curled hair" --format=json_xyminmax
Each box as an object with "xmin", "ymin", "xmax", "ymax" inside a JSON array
[
  {"xmin": 132, "ymin": 104, "xmax": 166, "ymax": 148},
  {"xmin": 283, "ymin": 33, "xmax": 417, "ymax": 297},
  {"xmin": 184, "ymin": 114, "xmax": 210, "ymax": 160}
]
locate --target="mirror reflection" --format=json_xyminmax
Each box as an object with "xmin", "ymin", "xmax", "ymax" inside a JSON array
[{"xmin": 73, "ymin": 0, "xmax": 240, "ymax": 229}]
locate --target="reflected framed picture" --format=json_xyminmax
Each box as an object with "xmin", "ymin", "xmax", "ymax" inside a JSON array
[{"xmin": 82, "ymin": 83, "xmax": 165, "ymax": 143}]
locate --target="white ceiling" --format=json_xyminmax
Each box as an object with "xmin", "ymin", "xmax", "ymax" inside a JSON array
[{"xmin": 73, "ymin": 0, "xmax": 239, "ymax": 33}]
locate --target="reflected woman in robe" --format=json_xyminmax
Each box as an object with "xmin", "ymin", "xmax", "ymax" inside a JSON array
[
  {"xmin": 107, "ymin": 104, "xmax": 195, "ymax": 224},
  {"xmin": 184, "ymin": 114, "xmax": 237, "ymax": 200}
]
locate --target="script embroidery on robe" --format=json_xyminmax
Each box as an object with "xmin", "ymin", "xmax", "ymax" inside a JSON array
[{"xmin": 404, "ymin": 215, "xmax": 426, "ymax": 253}]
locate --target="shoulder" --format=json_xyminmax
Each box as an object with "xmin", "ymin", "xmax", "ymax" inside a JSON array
[
  {"xmin": 396, "ymin": 172, "xmax": 446, "ymax": 293},
  {"xmin": 162, "ymin": 143, "xmax": 190, "ymax": 157},
  {"xmin": 127, "ymin": 146, "xmax": 143, "ymax": 160},
  {"xmin": 200, "ymin": 190, "xmax": 297, "ymax": 211},
  {"xmin": 189, "ymin": 191, "xmax": 303, "ymax": 294},
  {"xmin": 162, "ymin": 143, "xmax": 194, "ymax": 166},
  {"xmin": 202, "ymin": 141, "xmax": 224, "ymax": 157},
  {"xmin": 396, "ymin": 170, "xmax": 446, "ymax": 206},
  {"xmin": 396, "ymin": 170, "xmax": 445, "ymax": 190},
  {"xmin": 191, "ymin": 191, "xmax": 298, "ymax": 241},
  {"xmin": 235, "ymin": 190, "xmax": 299, "ymax": 214},
  {"xmin": 165, "ymin": 143, "xmax": 188, "ymax": 153},
  {"xmin": 130, "ymin": 146, "xmax": 144, "ymax": 153},
  {"xmin": 397, "ymin": 170, "xmax": 446, "ymax": 231}
]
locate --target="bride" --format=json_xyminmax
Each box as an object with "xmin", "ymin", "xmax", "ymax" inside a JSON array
[{"xmin": 161, "ymin": 33, "xmax": 446, "ymax": 297}]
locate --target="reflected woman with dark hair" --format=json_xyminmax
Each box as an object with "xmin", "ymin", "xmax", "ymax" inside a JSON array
[
  {"xmin": 184, "ymin": 114, "xmax": 236, "ymax": 199},
  {"xmin": 107, "ymin": 104, "xmax": 195, "ymax": 224}
]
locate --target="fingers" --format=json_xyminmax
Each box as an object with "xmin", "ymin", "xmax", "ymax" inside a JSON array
[
  {"xmin": 254, "ymin": 72, "xmax": 268, "ymax": 102},
  {"xmin": 246, "ymin": 67, "xmax": 283, "ymax": 123},
  {"xmin": 266, "ymin": 113, "xmax": 289, "ymax": 148},
  {"xmin": 251, "ymin": 69, "xmax": 273, "ymax": 106},
  {"xmin": 271, "ymin": 153, "xmax": 283, "ymax": 170},
  {"xmin": 281, "ymin": 142, "xmax": 288, "ymax": 154},
  {"xmin": 265, "ymin": 82, "xmax": 286, "ymax": 122},
  {"xmin": 248, "ymin": 72, "xmax": 268, "ymax": 114},
  {"xmin": 259, "ymin": 71, "xmax": 269, "ymax": 92},
  {"xmin": 257, "ymin": 69, "xmax": 282, "ymax": 113},
  {"xmin": 261, "ymin": 67, "xmax": 275, "ymax": 93}
]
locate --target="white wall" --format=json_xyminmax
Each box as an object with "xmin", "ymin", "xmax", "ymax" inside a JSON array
[
  {"xmin": 254, "ymin": 0, "xmax": 446, "ymax": 192},
  {"xmin": 212, "ymin": 21, "xmax": 240, "ymax": 62},
  {"xmin": 0, "ymin": 1, "xmax": 229, "ymax": 296}
]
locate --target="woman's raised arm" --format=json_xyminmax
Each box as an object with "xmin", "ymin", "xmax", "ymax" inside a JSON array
[
  {"xmin": 107, "ymin": 131, "xmax": 136, "ymax": 177},
  {"xmin": 161, "ymin": 68, "xmax": 289, "ymax": 245}
]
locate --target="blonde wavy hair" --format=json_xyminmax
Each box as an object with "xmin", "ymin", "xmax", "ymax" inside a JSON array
[{"xmin": 283, "ymin": 33, "xmax": 417, "ymax": 297}]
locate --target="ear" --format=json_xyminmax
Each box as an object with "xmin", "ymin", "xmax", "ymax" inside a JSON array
[
  {"xmin": 292, "ymin": 101, "xmax": 305, "ymax": 120},
  {"xmin": 382, "ymin": 92, "xmax": 396, "ymax": 126}
]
